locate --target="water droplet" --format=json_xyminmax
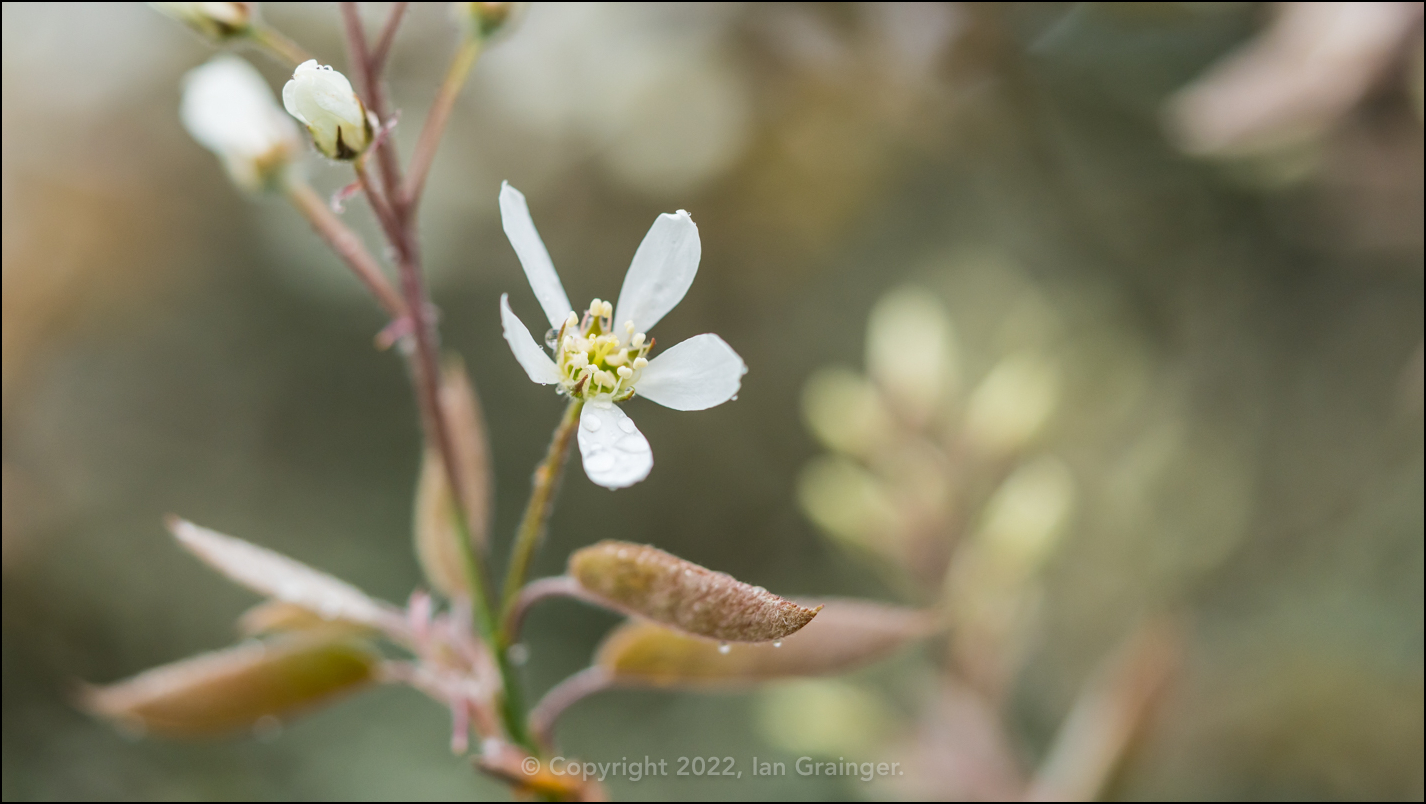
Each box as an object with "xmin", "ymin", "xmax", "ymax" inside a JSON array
[
  {"xmin": 544, "ymin": 328, "xmax": 560, "ymax": 351},
  {"xmin": 253, "ymin": 715, "xmax": 283, "ymax": 742},
  {"xmin": 615, "ymin": 435, "xmax": 649, "ymax": 453},
  {"xmin": 617, "ymin": 418, "xmax": 636, "ymax": 433},
  {"xmin": 773, "ymin": 640, "xmax": 783, "ymax": 648},
  {"xmin": 583, "ymin": 416, "xmax": 602, "ymax": 432},
  {"xmin": 718, "ymin": 642, "xmax": 731, "ymax": 655},
  {"xmin": 731, "ymin": 395, "xmax": 738, "ymax": 401},
  {"xmin": 508, "ymin": 643, "xmax": 530, "ymax": 666},
  {"xmin": 751, "ymin": 586, "xmax": 765, "ymax": 594}
]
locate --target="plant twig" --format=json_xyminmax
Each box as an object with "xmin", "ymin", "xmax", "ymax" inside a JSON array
[
  {"xmin": 528, "ymin": 667, "xmax": 613, "ymax": 750},
  {"xmin": 370, "ymin": 2, "xmax": 409, "ymax": 76},
  {"xmin": 402, "ymin": 36, "xmax": 482, "ymax": 211},
  {"xmin": 500, "ymin": 400, "xmax": 584, "ymax": 630},
  {"xmin": 502, "ymin": 575, "xmax": 599, "ymax": 643},
  {"xmin": 249, "ymin": 24, "xmax": 312, "ymax": 67},
  {"xmin": 284, "ymin": 178, "xmax": 406, "ymax": 320},
  {"xmin": 1024, "ymin": 617, "xmax": 1181, "ymax": 802},
  {"xmin": 339, "ymin": 2, "xmax": 406, "ymax": 218}
]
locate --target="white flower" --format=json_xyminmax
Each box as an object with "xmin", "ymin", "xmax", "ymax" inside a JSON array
[
  {"xmin": 180, "ymin": 56, "xmax": 300, "ymax": 191},
  {"xmin": 151, "ymin": 2, "xmax": 252, "ymax": 41},
  {"xmin": 498, "ymin": 182, "xmax": 747, "ymax": 489},
  {"xmin": 281, "ymin": 60, "xmax": 371, "ymax": 161}
]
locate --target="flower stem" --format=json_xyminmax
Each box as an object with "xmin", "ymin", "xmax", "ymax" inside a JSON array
[
  {"xmin": 249, "ymin": 24, "xmax": 311, "ymax": 67},
  {"xmin": 283, "ymin": 178, "xmax": 406, "ymax": 320},
  {"xmin": 369, "ymin": 2, "xmax": 409, "ymax": 76},
  {"xmin": 402, "ymin": 36, "xmax": 482, "ymax": 211},
  {"xmin": 500, "ymin": 400, "xmax": 584, "ymax": 639}
]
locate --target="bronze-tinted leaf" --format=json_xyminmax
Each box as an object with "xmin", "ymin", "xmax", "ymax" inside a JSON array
[
  {"xmin": 596, "ymin": 598, "xmax": 936, "ymax": 686},
  {"xmin": 237, "ymin": 600, "xmax": 375, "ymax": 638},
  {"xmin": 169, "ymin": 517, "xmax": 400, "ymax": 632},
  {"xmin": 414, "ymin": 357, "xmax": 493, "ymax": 597},
  {"xmin": 82, "ymin": 633, "xmax": 380, "ymax": 737},
  {"xmin": 568, "ymin": 541, "xmax": 821, "ymax": 643}
]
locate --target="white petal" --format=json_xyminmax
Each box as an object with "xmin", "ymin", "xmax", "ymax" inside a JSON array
[
  {"xmin": 500, "ymin": 182, "xmax": 572, "ymax": 329},
  {"xmin": 612, "ymin": 210, "xmax": 700, "ymax": 338},
  {"xmin": 635, "ymin": 333, "xmax": 746, "ymax": 411},
  {"xmin": 500, "ymin": 294, "xmax": 561, "ymax": 384},
  {"xmin": 577, "ymin": 402, "xmax": 653, "ymax": 490}
]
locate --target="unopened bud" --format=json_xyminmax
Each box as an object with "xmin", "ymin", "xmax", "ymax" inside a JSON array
[
  {"xmin": 181, "ymin": 56, "xmax": 300, "ymax": 191},
  {"xmin": 151, "ymin": 2, "xmax": 252, "ymax": 42},
  {"xmin": 456, "ymin": 2, "xmax": 515, "ymax": 38},
  {"xmin": 281, "ymin": 61, "xmax": 371, "ymax": 161}
]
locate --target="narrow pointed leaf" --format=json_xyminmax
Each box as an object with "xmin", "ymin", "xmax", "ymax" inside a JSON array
[
  {"xmin": 237, "ymin": 600, "xmax": 376, "ymax": 638},
  {"xmin": 596, "ymin": 598, "xmax": 936, "ymax": 686},
  {"xmin": 82, "ymin": 633, "xmax": 380, "ymax": 737},
  {"xmin": 169, "ymin": 517, "xmax": 400, "ymax": 631},
  {"xmin": 569, "ymin": 541, "xmax": 820, "ymax": 643},
  {"xmin": 413, "ymin": 357, "xmax": 494, "ymax": 596}
]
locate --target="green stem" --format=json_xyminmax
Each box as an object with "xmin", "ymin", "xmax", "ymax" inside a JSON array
[
  {"xmin": 249, "ymin": 24, "xmax": 311, "ymax": 67},
  {"xmin": 500, "ymin": 400, "xmax": 584, "ymax": 639}
]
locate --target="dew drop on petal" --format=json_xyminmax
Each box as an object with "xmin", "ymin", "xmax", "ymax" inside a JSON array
[
  {"xmin": 544, "ymin": 328, "xmax": 560, "ymax": 351},
  {"xmin": 773, "ymin": 640, "xmax": 783, "ymax": 648},
  {"xmin": 583, "ymin": 416, "xmax": 602, "ymax": 432},
  {"xmin": 584, "ymin": 453, "xmax": 615, "ymax": 473},
  {"xmin": 718, "ymin": 642, "xmax": 731, "ymax": 655},
  {"xmin": 617, "ymin": 418, "xmax": 636, "ymax": 433},
  {"xmin": 615, "ymin": 435, "xmax": 650, "ymax": 453}
]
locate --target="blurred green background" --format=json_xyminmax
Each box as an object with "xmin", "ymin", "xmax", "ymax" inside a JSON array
[{"xmin": 3, "ymin": 2, "xmax": 1422, "ymax": 800}]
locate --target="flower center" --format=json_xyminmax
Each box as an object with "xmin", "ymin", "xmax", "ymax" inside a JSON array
[{"xmin": 551, "ymin": 298, "xmax": 652, "ymax": 401}]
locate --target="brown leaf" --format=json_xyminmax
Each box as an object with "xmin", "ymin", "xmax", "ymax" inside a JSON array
[
  {"xmin": 414, "ymin": 357, "xmax": 493, "ymax": 597},
  {"xmin": 169, "ymin": 517, "xmax": 401, "ymax": 631},
  {"xmin": 596, "ymin": 597, "xmax": 936, "ymax": 686},
  {"xmin": 82, "ymin": 633, "xmax": 380, "ymax": 737},
  {"xmin": 236, "ymin": 600, "xmax": 376, "ymax": 638},
  {"xmin": 568, "ymin": 541, "xmax": 821, "ymax": 643}
]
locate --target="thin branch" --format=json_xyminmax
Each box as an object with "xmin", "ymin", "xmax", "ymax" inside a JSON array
[
  {"xmin": 1024, "ymin": 617, "xmax": 1182, "ymax": 802},
  {"xmin": 339, "ymin": 2, "xmax": 406, "ymax": 217},
  {"xmin": 528, "ymin": 667, "xmax": 614, "ymax": 750},
  {"xmin": 370, "ymin": 2, "xmax": 409, "ymax": 76},
  {"xmin": 284, "ymin": 179, "xmax": 406, "ymax": 320},
  {"xmin": 249, "ymin": 24, "xmax": 312, "ymax": 67},
  {"xmin": 499, "ymin": 400, "xmax": 584, "ymax": 629},
  {"xmin": 354, "ymin": 159, "xmax": 403, "ymax": 249},
  {"xmin": 502, "ymin": 576, "xmax": 596, "ymax": 644},
  {"xmin": 402, "ymin": 37, "xmax": 481, "ymax": 211}
]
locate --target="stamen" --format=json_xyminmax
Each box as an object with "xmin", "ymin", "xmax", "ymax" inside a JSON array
[
  {"xmin": 633, "ymin": 357, "xmax": 648, "ymax": 370},
  {"xmin": 624, "ymin": 321, "xmax": 635, "ymax": 334},
  {"xmin": 601, "ymin": 300, "xmax": 613, "ymax": 318},
  {"xmin": 617, "ymin": 366, "xmax": 633, "ymax": 379},
  {"xmin": 631, "ymin": 332, "xmax": 646, "ymax": 349}
]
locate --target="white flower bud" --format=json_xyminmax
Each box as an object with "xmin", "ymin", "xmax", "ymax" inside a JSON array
[
  {"xmin": 180, "ymin": 56, "xmax": 300, "ymax": 191},
  {"xmin": 281, "ymin": 60, "xmax": 371, "ymax": 161},
  {"xmin": 151, "ymin": 2, "xmax": 252, "ymax": 42}
]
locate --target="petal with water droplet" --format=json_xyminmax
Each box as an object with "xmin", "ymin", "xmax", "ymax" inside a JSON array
[
  {"xmin": 577, "ymin": 403, "xmax": 652, "ymax": 489},
  {"xmin": 500, "ymin": 294, "xmax": 561, "ymax": 385}
]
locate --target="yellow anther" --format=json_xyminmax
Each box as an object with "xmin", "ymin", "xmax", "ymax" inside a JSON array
[
  {"xmin": 589, "ymin": 298, "xmax": 603, "ymax": 315},
  {"xmin": 632, "ymin": 356, "xmax": 648, "ymax": 370},
  {"xmin": 617, "ymin": 366, "xmax": 633, "ymax": 379},
  {"xmin": 631, "ymin": 332, "xmax": 646, "ymax": 349},
  {"xmin": 624, "ymin": 321, "xmax": 635, "ymax": 334},
  {"xmin": 566, "ymin": 311, "xmax": 579, "ymax": 328},
  {"xmin": 606, "ymin": 352, "xmax": 627, "ymax": 366},
  {"xmin": 601, "ymin": 300, "xmax": 613, "ymax": 318}
]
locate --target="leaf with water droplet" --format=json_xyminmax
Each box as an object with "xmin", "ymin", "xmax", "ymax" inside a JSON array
[
  {"xmin": 169, "ymin": 517, "xmax": 402, "ymax": 633},
  {"xmin": 81, "ymin": 633, "xmax": 380, "ymax": 737},
  {"xmin": 568, "ymin": 541, "xmax": 821, "ymax": 643},
  {"xmin": 596, "ymin": 598, "xmax": 937, "ymax": 686}
]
